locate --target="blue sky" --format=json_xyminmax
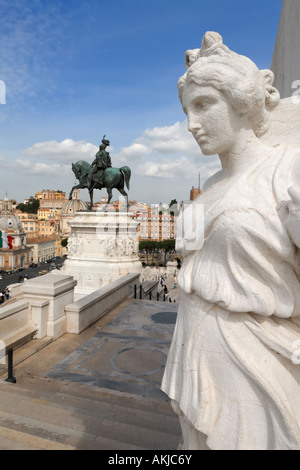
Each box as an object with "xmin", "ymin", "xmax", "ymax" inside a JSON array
[{"xmin": 0, "ymin": 0, "xmax": 283, "ymax": 205}]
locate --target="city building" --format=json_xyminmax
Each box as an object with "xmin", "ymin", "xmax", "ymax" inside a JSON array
[
  {"xmin": 26, "ymin": 235, "xmax": 62, "ymax": 263},
  {"xmin": 131, "ymin": 202, "xmax": 177, "ymax": 242},
  {"xmin": 35, "ymin": 189, "xmax": 66, "ymax": 201},
  {"xmin": 15, "ymin": 211, "xmax": 39, "ymax": 239},
  {"xmin": 190, "ymin": 173, "xmax": 202, "ymax": 200},
  {"xmin": 190, "ymin": 186, "xmax": 201, "ymax": 200},
  {"xmin": 37, "ymin": 207, "xmax": 62, "ymax": 221},
  {"xmin": 60, "ymin": 189, "xmax": 88, "ymax": 237},
  {"xmin": 23, "ymin": 196, "xmax": 36, "ymax": 205},
  {"xmin": 16, "ymin": 211, "xmax": 59, "ymax": 239},
  {"xmin": 0, "ymin": 194, "xmax": 32, "ymax": 270},
  {"xmin": 35, "ymin": 189, "xmax": 68, "ymax": 211}
]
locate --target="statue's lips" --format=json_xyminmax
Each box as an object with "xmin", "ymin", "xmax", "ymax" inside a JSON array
[{"xmin": 195, "ymin": 133, "xmax": 207, "ymax": 143}]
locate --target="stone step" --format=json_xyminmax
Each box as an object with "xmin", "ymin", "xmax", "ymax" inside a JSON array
[
  {"xmin": 0, "ymin": 411, "xmax": 145, "ymax": 450},
  {"xmin": 0, "ymin": 336, "xmax": 53, "ymax": 377},
  {"xmin": 17, "ymin": 373, "xmax": 176, "ymax": 417},
  {"xmin": 0, "ymin": 379, "xmax": 180, "ymax": 450},
  {"xmin": 0, "ymin": 424, "xmax": 76, "ymax": 450}
]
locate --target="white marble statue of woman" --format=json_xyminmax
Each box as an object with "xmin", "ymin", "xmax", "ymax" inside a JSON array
[{"xmin": 161, "ymin": 31, "xmax": 300, "ymax": 450}]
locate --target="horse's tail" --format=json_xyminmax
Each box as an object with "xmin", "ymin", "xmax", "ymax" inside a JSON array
[{"xmin": 120, "ymin": 166, "xmax": 131, "ymax": 190}]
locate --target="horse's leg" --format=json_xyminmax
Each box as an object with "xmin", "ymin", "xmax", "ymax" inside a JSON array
[
  {"xmin": 69, "ymin": 187, "xmax": 75, "ymax": 200},
  {"xmin": 118, "ymin": 188, "xmax": 128, "ymax": 209},
  {"xmin": 106, "ymin": 188, "xmax": 113, "ymax": 205},
  {"xmin": 89, "ymin": 189, "xmax": 93, "ymax": 209},
  {"xmin": 69, "ymin": 183, "xmax": 84, "ymax": 200},
  {"xmin": 118, "ymin": 170, "xmax": 129, "ymax": 209}
]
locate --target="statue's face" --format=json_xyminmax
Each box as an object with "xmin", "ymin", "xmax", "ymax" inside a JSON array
[{"xmin": 181, "ymin": 81, "xmax": 242, "ymax": 156}]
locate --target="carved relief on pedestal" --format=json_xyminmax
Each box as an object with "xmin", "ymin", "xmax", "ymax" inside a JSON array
[
  {"xmin": 67, "ymin": 232, "xmax": 78, "ymax": 256},
  {"xmin": 116, "ymin": 238, "xmax": 126, "ymax": 257},
  {"xmin": 105, "ymin": 238, "xmax": 116, "ymax": 257},
  {"xmin": 125, "ymin": 237, "xmax": 134, "ymax": 256}
]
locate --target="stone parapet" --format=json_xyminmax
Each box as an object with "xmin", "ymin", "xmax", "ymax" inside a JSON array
[
  {"xmin": 65, "ymin": 272, "xmax": 141, "ymax": 334},
  {"xmin": 22, "ymin": 274, "xmax": 77, "ymax": 340}
]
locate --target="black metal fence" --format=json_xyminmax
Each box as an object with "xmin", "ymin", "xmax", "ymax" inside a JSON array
[
  {"xmin": 2, "ymin": 347, "xmax": 16, "ymax": 383},
  {"xmin": 133, "ymin": 284, "xmax": 167, "ymax": 302}
]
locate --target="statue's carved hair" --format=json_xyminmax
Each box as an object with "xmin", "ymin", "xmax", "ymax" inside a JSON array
[{"xmin": 178, "ymin": 32, "xmax": 280, "ymax": 137}]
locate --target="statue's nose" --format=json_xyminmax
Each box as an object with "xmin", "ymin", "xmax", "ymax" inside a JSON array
[{"xmin": 188, "ymin": 113, "xmax": 201, "ymax": 134}]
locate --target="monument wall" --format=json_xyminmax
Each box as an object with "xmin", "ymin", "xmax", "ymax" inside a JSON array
[{"xmin": 271, "ymin": 0, "xmax": 300, "ymax": 99}]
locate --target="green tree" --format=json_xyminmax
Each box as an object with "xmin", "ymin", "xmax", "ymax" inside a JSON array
[
  {"xmin": 139, "ymin": 240, "xmax": 159, "ymax": 265},
  {"xmin": 160, "ymin": 239, "xmax": 175, "ymax": 265},
  {"xmin": 169, "ymin": 199, "xmax": 177, "ymax": 208},
  {"xmin": 16, "ymin": 198, "xmax": 40, "ymax": 214},
  {"xmin": 61, "ymin": 238, "xmax": 68, "ymax": 247}
]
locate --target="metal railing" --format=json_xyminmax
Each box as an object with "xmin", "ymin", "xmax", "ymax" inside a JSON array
[
  {"xmin": 1, "ymin": 348, "xmax": 16, "ymax": 383},
  {"xmin": 133, "ymin": 284, "xmax": 167, "ymax": 302}
]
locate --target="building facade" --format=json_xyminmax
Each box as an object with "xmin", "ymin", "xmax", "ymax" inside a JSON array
[
  {"xmin": 131, "ymin": 202, "xmax": 177, "ymax": 242},
  {"xmin": 35, "ymin": 189, "xmax": 66, "ymax": 202},
  {"xmin": 0, "ymin": 195, "xmax": 32, "ymax": 270},
  {"xmin": 190, "ymin": 186, "xmax": 201, "ymax": 201},
  {"xmin": 16, "ymin": 212, "xmax": 39, "ymax": 238},
  {"xmin": 26, "ymin": 235, "xmax": 61, "ymax": 263}
]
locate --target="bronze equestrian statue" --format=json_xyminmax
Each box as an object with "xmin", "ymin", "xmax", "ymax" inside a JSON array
[{"xmin": 69, "ymin": 135, "xmax": 131, "ymax": 208}]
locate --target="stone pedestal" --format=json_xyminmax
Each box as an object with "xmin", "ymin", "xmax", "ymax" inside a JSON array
[
  {"xmin": 22, "ymin": 274, "xmax": 77, "ymax": 340},
  {"xmin": 60, "ymin": 210, "xmax": 142, "ymax": 297}
]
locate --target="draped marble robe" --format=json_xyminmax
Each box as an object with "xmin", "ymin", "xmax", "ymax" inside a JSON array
[{"xmin": 161, "ymin": 144, "xmax": 300, "ymax": 450}]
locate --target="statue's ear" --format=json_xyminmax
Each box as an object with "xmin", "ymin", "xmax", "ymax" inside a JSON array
[
  {"xmin": 260, "ymin": 69, "xmax": 280, "ymax": 110},
  {"xmin": 185, "ymin": 49, "xmax": 200, "ymax": 69}
]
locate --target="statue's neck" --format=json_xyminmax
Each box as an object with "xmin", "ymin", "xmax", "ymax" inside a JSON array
[{"xmin": 218, "ymin": 130, "xmax": 271, "ymax": 178}]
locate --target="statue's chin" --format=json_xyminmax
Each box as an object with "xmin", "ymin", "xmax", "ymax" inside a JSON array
[
  {"xmin": 199, "ymin": 145, "xmax": 215, "ymax": 156},
  {"xmin": 194, "ymin": 139, "xmax": 215, "ymax": 156}
]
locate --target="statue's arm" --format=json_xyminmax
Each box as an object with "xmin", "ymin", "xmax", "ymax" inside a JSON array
[
  {"xmin": 285, "ymin": 155, "xmax": 300, "ymax": 248},
  {"xmin": 286, "ymin": 187, "xmax": 300, "ymax": 248}
]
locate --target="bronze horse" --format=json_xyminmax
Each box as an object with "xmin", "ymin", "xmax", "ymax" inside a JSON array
[{"xmin": 69, "ymin": 160, "xmax": 131, "ymax": 208}]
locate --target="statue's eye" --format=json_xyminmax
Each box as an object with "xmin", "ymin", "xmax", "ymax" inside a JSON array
[
  {"xmin": 7, "ymin": 218, "xmax": 13, "ymax": 227},
  {"xmin": 194, "ymin": 101, "xmax": 203, "ymax": 110}
]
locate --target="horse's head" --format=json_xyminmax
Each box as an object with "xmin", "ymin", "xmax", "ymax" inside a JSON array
[
  {"xmin": 72, "ymin": 162, "xmax": 81, "ymax": 179},
  {"xmin": 72, "ymin": 160, "xmax": 91, "ymax": 185}
]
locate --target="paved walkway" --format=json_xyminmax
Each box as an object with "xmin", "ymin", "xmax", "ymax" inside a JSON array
[{"xmin": 0, "ymin": 295, "xmax": 182, "ymax": 450}]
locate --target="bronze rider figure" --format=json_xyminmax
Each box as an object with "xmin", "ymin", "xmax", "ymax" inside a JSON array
[{"xmin": 87, "ymin": 135, "xmax": 112, "ymax": 189}]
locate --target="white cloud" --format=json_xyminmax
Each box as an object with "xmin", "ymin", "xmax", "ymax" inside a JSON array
[
  {"xmin": 12, "ymin": 159, "xmax": 69, "ymax": 176},
  {"xmin": 135, "ymin": 154, "xmax": 220, "ymax": 185},
  {"xmin": 23, "ymin": 139, "xmax": 98, "ymax": 163},
  {"xmin": 114, "ymin": 120, "xmax": 199, "ymax": 164},
  {"xmin": 1, "ymin": 121, "xmax": 221, "ymax": 203},
  {"xmin": 113, "ymin": 120, "xmax": 221, "ymax": 187},
  {"xmin": 137, "ymin": 156, "xmax": 198, "ymax": 179},
  {"xmin": 141, "ymin": 121, "xmax": 200, "ymax": 155},
  {"xmin": 114, "ymin": 142, "xmax": 151, "ymax": 163}
]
